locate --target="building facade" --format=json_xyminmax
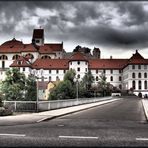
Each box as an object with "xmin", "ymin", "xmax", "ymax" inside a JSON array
[{"xmin": 0, "ymin": 28, "xmax": 147, "ymax": 97}]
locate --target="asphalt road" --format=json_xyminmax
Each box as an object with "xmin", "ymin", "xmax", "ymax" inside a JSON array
[{"xmin": 0, "ymin": 97, "xmax": 148, "ymax": 147}]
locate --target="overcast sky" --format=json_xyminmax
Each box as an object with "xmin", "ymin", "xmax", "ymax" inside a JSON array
[{"xmin": 0, "ymin": 1, "xmax": 148, "ymax": 58}]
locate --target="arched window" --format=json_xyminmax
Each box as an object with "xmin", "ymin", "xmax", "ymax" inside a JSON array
[
  {"xmin": 132, "ymin": 73, "xmax": 135, "ymax": 78},
  {"xmin": 25, "ymin": 53, "xmax": 34, "ymax": 59},
  {"xmin": 12, "ymin": 55, "xmax": 20, "ymax": 60},
  {"xmin": 41, "ymin": 55, "xmax": 51, "ymax": 59},
  {"xmin": 110, "ymin": 76, "xmax": 113, "ymax": 81},
  {"xmin": 144, "ymin": 73, "xmax": 147, "ymax": 78},
  {"xmin": 144, "ymin": 81, "xmax": 147, "ymax": 89},
  {"xmin": 138, "ymin": 73, "xmax": 141, "ymax": 78},
  {"xmin": 132, "ymin": 81, "xmax": 136, "ymax": 89},
  {"xmin": 1, "ymin": 55, "xmax": 8, "ymax": 60},
  {"xmin": 138, "ymin": 80, "xmax": 141, "ymax": 90}
]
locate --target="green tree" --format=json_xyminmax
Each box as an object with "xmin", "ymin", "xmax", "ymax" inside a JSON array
[
  {"xmin": 49, "ymin": 69, "xmax": 76, "ymax": 100},
  {"xmin": 98, "ymin": 72, "xmax": 112, "ymax": 96},
  {"xmin": 82, "ymin": 71, "xmax": 94, "ymax": 91},
  {"xmin": 64, "ymin": 69, "xmax": 76, "ymax": 84},
  {"xmin": 25, "ymin": 74, "xmax": 37, "ymax": 101},
  {"xmin": 1, "ymin": 68, "xmax": 26, "ymax": 101}
]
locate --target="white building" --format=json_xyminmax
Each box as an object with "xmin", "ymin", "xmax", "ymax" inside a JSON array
[{"xmin": 0, "ymin": 28, "xmax": 147, "ymax": 97}]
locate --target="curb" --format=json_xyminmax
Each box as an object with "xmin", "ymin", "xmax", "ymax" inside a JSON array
[
  {"xmin": 141, "ymin": 99, "xmax": 148, "ymax": 121},
  {"xmin": 36, "ymin": 98, "xmax": 121, "ymax": 123}
]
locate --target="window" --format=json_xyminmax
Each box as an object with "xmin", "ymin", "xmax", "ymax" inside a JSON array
[
  {"xmin": 49, "ymin": 70, "xmax": 51, "ymax": 74},
  {"xmin": 138, "ymin": 81, "xmax": 141, "ymax": 90},
  {"xmin": 144, "ymin": 65, "xmax": 147, "ymax": 69},
  {"xmin": 96, "ymin": 76, "xmax": 99, "ymax": 81},
  {"xmin": 77, "ymin": 74, "xmax": 80, "ymax": 79},
  {"xmin": 96, "ymin": 69, "xmax": 98, "ymax": 74},
  {"xmin": 64, "ymin": 70, "xmax": 66, "ymax": 73},
  {"xmin": 56, "ymin": 70, "xmax": 59, "ymax": 74},
  {"xmin": 110, "ymin": 70, "xmax": 113, "ymax": 74},
  {"xmin": 103, "ymin": 70, "xmax": 106, "ymax": 74},
  {"xmin": 132, "ymin": 81, "xmax": 136, "ymax": 89},
  {"xmin": 119, "ymin": 76, "xmax": 122, "ymax": 81},
  {"xmin": 110, "ymin": 76, "xmax": 113, "ymax": 81},
  {"xmin": 144, "ymin": 81, "xmax": 147, "ymax": 89},
  {"xmin": 36, "ymin": 40, "xmax": 40, "ymax": 43},
  {"xmin": 23, "ymin": 67, "xmax": 25, "ymax": 72},
  {"xmin": 138, "ymin": 65, "xmax": 141, "ymax": 69},
  {"xmin": 132, "ymin": 73, "xmax": 135, "ymax": 78},
  {"xmin": 119, "ymin": 84, "xmax": 122, "ymax": 90},
  {"xmin": 41, "ymin": 55, "xmax": 51, "ymax": 59},
  {"xmin": 49, "ymin": 76, "xmax": 51, "ymax": 81},
  {"xmin": 138, "ymin": 73, "xmax": 141, "ymax": 78},
  {"xmin": 1, "ymin": 55, "xmax": 8, "ymax": 60},
  {"xmin": 132, "ymin": 65, "xmax": 135, "ymax": 69},
  {"xmin": 56, "ymin": 76, "xmax": 59, "ymax": 81},
  {"xmin": 12, "ymin": 55, "xmax": 20, "ymax": 60},
  {"xmin": 85, "ymin": 62, "xmax": 87, "ymax": 65},
  {"xmin": 77, "ymin": 61, "xmax": 80, "ymax": 65},
  {"xmin": 144, "ymin": 73, "xmax": 147, "ymax": 78},
  {"xmin": 18, "ymin": 61, "xmax": 21, "ymax": 65},
  {"xmin": 119, "ymin": 70, "xmax": 122, "ymax": 73},
  {"xmin": 85, "ymin": 68, "xmax": 87, "ymax": 72},
  {"xmin": 77, "ymin": 67, "xmax": 80, "ymax": 71},
  {"xmin": 2, "ymin": 61, "xmax": 5, "ymax": 69},
  {"xmin": 25, "ymin": 53, "xmax": 34, "ymax": 59},
  {"xmin": 41, "ymin": 76, "xmax": 44, "ymax": 82}
]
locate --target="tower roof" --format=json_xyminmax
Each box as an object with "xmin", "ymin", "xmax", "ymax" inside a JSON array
[{"xmin": 32, "ymin": 29, "xmax": 44, "ymax": 39}]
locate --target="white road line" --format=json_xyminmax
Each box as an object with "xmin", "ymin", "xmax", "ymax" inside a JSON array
[
  {"xmin": 0, "ymin": 133, "xmax": 26, "ymax": 137},
  {"xmin": 59, "ymin": 136, "xmax": 98, "ymax": 139},
  {"xmin": 136, "ymin": 138, "xmax": 148, "ymax": 141}
]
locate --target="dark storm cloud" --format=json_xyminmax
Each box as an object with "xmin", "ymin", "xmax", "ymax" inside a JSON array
[
  {"xmin": 116, "ymin": 2, "xmax": 148, "ymax": 26},
  {"xmin": 0, "ymin": 1, "xmax": 148, "ymax": 50}
]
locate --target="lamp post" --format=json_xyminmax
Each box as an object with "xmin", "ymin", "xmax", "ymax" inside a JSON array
[{"xmin": 74, "ymin": 77, "xmax": 79, "ymax": 102}]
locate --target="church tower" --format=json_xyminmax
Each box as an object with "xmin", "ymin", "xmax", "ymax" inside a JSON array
[{"xmin": 32, "ymin": 28, "xmax": 44, "ymax": 46}]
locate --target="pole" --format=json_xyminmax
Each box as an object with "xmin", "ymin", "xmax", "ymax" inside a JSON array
[
  {"xmin": 76, "ymin": 80, "xmax": 78, "ymax": 101},
  {"xmin": 36, "ymin": 78, "xmax": 39, "ymax": 112}
]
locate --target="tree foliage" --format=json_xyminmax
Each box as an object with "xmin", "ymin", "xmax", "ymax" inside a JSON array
[
  {"xmin": 1, "ymin": 68, "xmax": 37, "ymax": 101},
  {"xmin": 49, "ymin": 69, "xmax": 76, "ymax": 100},
  {"xmin": 25, "ymin": 74, "xmax": 37, "ymax": 101}
]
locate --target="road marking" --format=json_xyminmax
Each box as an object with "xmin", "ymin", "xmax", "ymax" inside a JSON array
[
  {"xmin": 59, "ymin": 136, "xmax": 98, "ymax": 139},
  {"xmin": 36, "ymin": 117, "xmax": 49, "ymax": 123},
  {"xmin": 136, "ymin": 138, "xmax": 148, "ymax": 141},
  {"xmin": 0, "ymin": 133, "xmax": 26, "ymax": 137}
]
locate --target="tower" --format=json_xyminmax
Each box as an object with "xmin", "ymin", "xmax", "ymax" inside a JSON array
[
  {"xmin": 93, "ymin": 47, "xmax": 101, "ymax": 59},
  {"xmin": 32, "ymin": 28, "xmax": 44, "ymax": 46}
]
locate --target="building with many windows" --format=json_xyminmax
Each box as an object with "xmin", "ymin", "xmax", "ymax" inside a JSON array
[{"xmin": 0, "ymin": 28, "xmax": 148, "ymax": 97}]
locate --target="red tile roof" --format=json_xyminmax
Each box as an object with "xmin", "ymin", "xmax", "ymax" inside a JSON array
[
  {"xmin": 89, "ymin": 59, "xmax": 128, "ymax": 69},
  {"xmin": 10, "ymin": 56, "xmax": 31, "ymax": 67},
  {"xmin": 39, "ymin": 44, "xmax": 63, "ymax": 53},
  {"xmin": 32, "ymin": 59, "xmax": 69, "ymax": 70},
  {"xmin": 33, "ymin": 29, "xmax": 44, "ymax": 38},
  {"xmin": 69, "ymin": 52, "xmax": 88, "ymax": 61},
  {"xmin": 0, "ymin": 38, "xmax": 23, "ymax": 53},
  {"xmin": 22, "ymin": 44, "xmax": 38, "ymax": 52}
]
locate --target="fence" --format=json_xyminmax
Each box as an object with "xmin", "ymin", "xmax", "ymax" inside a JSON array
[{"xmin": 3, "ymin": 96, "xmax": 112, "ymax": 112}]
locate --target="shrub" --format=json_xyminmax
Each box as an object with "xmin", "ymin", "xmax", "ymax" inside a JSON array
[{"xmin": 0, "ymin": 106, "xmax": 13, "ymax": 116}]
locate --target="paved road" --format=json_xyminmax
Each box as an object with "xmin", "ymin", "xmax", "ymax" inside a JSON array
[{"xmin": 0, "ymin": 97, "xmax": 148, "ymax": 147}]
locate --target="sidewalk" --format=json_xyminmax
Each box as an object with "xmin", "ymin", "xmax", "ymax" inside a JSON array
[{"xmin": 0, "ymin": 98, "xmax": 121, "ymax": 126}]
